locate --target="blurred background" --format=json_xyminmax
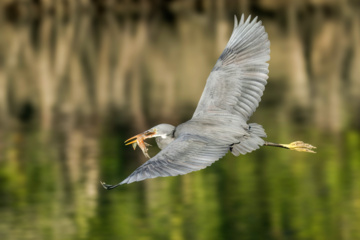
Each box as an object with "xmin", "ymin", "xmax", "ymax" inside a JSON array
[{"xmin": 0, "ymin": 0, "xmax": 360, "ymax": 239}]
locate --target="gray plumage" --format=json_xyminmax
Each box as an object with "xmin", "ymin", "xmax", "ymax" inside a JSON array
[
  {"xmin": 154, "ymin": 124, "xmax": 176, "ymax": 149},
  {"xmin": 102, "ymin": 14, "xmax": 271, "ymax": 189}
]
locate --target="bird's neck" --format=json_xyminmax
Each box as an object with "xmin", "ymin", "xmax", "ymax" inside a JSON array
[{"xmin": 155, "ymin": 136, "xmax": 175, "ymax": 150}]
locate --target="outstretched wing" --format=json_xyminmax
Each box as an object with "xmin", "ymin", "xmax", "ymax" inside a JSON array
[
  {"xmin": 102, "ymin": 134, "xmax": 229, "ymax": 189},
  {"xmin": 192, "ymin": 15, "xmax": 270, "ymax": 121}
]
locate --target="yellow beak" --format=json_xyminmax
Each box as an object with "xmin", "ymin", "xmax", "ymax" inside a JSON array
[{"xmin": 124, "ymin": 135, "xmax": 139, "ymax": 146}]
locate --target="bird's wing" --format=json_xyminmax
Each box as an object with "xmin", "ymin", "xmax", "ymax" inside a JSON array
[
  {"xmin": 107, "ymin": 134, "xmax": 229, "ymax": 187},
  {"xmin": 192, "ymin": 15, "xmax": 270, "ymax": 121}
]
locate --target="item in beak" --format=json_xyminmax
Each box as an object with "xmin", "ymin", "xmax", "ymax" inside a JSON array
[
  {"xmin": 135, "ymin": 136, "xmax": 151, "ymax": 158},
  {"xmin": 125, "ymin": 133, "xmax": 153, "ymax": 159}
]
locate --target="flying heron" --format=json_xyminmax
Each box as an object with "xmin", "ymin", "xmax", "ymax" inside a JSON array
[{"xmin": 101, "ymin": 15, "xmax": 316, "ymax": 190}]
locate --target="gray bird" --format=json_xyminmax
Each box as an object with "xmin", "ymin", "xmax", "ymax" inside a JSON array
[{"xmin": 101, "ymin": 15, "xmax": 316, "ymax": 190}]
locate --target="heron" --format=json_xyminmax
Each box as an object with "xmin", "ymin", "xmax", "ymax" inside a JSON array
[{"xmin": 101, "ymin": 14, "xmax": 316, "ymax": 190}]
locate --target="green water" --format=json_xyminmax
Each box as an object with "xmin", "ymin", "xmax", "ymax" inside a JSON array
[{"xmin": 1, "ymin": 125, "xmax": 360, "ymax": 240}]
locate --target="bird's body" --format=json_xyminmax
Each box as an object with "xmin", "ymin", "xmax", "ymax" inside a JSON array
[{"xmin": 101, "ymin": 14, "xmax": 316, "ymax": 190}]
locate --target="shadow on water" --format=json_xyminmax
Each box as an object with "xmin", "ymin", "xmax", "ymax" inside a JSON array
[{"xmin": 0, "ymin": 2, "xmax": 360, "ymax": 240}]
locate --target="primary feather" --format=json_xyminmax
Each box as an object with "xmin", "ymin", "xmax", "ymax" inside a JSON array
[{"xmin": 193, "ymin": 15, "xmax": 270, "ymax": 120}]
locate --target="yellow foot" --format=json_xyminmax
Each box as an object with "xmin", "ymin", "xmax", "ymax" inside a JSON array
[{"xmin": 282, "ymin": 141, "xmax": 316, "ymax": 153}]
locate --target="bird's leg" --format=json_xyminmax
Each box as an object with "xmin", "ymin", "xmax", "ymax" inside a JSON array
[{"xmin": 264, "ymin": 141, "xmax": 316, "ymax": 153}]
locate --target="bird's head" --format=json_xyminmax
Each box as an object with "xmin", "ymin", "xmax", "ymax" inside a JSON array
[
  {"xmin": 125, "ymin": 124, "xmax": 175, "ymax": 157},
  {"xmin": 125, "ymin": 124, "xmax": 175, "ymax": 145}
]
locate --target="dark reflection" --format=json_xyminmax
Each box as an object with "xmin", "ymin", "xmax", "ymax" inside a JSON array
[
  {"xmin": 16, "ymin": 101, "xmax": 35, "ymax": 123},
  {"xmin": 0, "ymin": 2, "xmax": 360, "ymax": 240}
]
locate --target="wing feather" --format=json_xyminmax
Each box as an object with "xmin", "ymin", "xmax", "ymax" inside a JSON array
[
  {"xmin": 192, "ymin": 15, "xmax": 270, "ymax": 120},
  {"xmin": 119, "ymin": 135, "xmax": 229, "ymax": 185}
]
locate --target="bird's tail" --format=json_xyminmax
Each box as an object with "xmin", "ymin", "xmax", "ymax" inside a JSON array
[{"xmin": 230, "ymin": 123, "xmax": 266, "ymax": 156}]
